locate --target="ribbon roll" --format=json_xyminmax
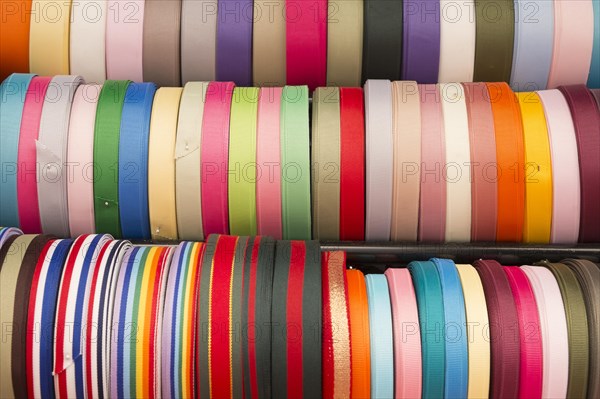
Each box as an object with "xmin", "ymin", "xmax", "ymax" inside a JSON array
[
  {"xmin": 312, "ymin": 87, "xmax": 341, "ymax": 240},
  {"xmin": 175, "ymin": 82, "xmax": 208, "ymax": 241},
  {"xmin": 0, "ymin": 227, "xmax": 22, "ymax": 250},
  {"xmin": 391, "ymin": 81, "xmax": 421, "ymax": 241},
  {"xmin": 280, "ymin": 86, "xmax": 312, "ymax": 240},
  {"xmin": 589, "ymin": 0, "xmax": 600, "ymax": 88},
  {"xmin": 384, "ymin": 268, "xmax": 422, "ymax": 398},
  {"xmin": 162, "ymin": 242, "xmax": 204, "ymax": 399},
  {"xmin": 181, "ymin": 0, "xmax": 218, "ymax": 82},
  {"xmin": 229, "ymin": 87, "xmax": 259, "ymax": 236},
  {"xmin": 438, "ymin": 0, "xmax": 475, "ymax": 82},
  {"xmin": 504, "ymin": 266, "xmax": 543, "ymax": 398},
  {"xmin": 272, "ymin": 240, "xmax": 321, "ymax": 398},
  {"xmin": 37, "ymin": 75, "xmax": 84, "ymax": 237},
  {"xmin": 322, "ymin": 251, "xmax": 351, "ymax": 399},
  {"xmin": 473, "ymin": 259, "xmax": 520, "ymax": 398},
  {"xmin": 456, "ymin": 264, "xmax": 491, "ymax": 398},
  {"xmin": 216, "ymin": 0, "xmax": 253, "ymax": 86},
  {"xmin": 327, "ymin": 0, "xmax": 363, "ymax": 86},
  {"xmin": 0, "ymin": 73, "xmax": 34, "ymax": 229},
  {"xmin": 53, "ymin": 234, "xmax": 112, "ymax": 398},
  {"xmin": 403, "ymin": 0, "xmax": 440, "ymax": 83},
  {"xmin": 339, "ymin": 88, "xmax": 365, "ymax": 241},
  {"xmin": 110, "ymin": 245, "xmax": 174, "ymax": 398},
  {"xmin": 521, "ymin": 265, "xmax": 569, "ymax": 398},
  {"xmin": 363, "ymin": 0, "xmax": 402, "ymax": 82},
  {"xmin": 84, "ymin": 239, "xmax": 131, "ymax": 398},
  {"xmin": 18, "ymin": 76, "xmax": 52, "ymax": 234},
  {"xmin": 119, "ymin": 82, "xmax": 156, "ymax": 239},
  {"xmin": 94, "ymin": 80, "xmax": 131, "ymax": 238},
  {"xmin": 26, "ymin": 239, "xmax": 72, "ymax": 398},
  {"xmin": 105, "ymin": 0, "xmax": 144, "ymax": 81},
  {"xmin": 242, "ymin": 237, "xmax": 275, "ymax": 399},
  {"xmin": 418, "ymin": 84, "xmax": 446, "ymax": 242},
  {"xmin": 70, "ymin": 0, "xmax": 107, "ymax": 82},
  {"xmin": 29, "ymin": 0, "xmax": 71, "ymax": 75},
  {"xmin": 0, "ymin": 0, "xmax": 30, "ymax": 79},
  {"xmin": 252, "ymin": 0, "xmax": 285, "ymax": 86},
  {"xmin": 148, "ymin": 87, "xmax": 183, "ymax": 241},
  {"xmin": 67, "ymin": 84, "xmax": 101, "ymax": 237},
  {"xmin": 346, "ymin": 269, "xmax": 370, "ymax": 399}
]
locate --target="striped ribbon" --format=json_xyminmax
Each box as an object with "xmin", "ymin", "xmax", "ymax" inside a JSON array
[
  {"xmin": 53, "ymin": 234, "xmax": 112, "ymax": 399},
  {"xmin": 322, "ymin": 251, "xmax": 352, "ymax": 399},
  {"xmin": 162, "ymin": 241, "xmax": 204, "ymax": 399},
  {"xmin": 27, "ymin": 239, "xmax": 73, "ymax": 399},
  {"xmin": 85, "ymin": 239, "xmax": 132, "ymax": 398},
  {"xmin": 110, "ymin": 245, "xmax": 173, "ymax": 398},
  {"xmin": 0, "ymin": 227, "xmax": 22, "ymax": 250},
  {"xmin": 272, "ymin": 240, "xmax": 322, "ymax": 399}
]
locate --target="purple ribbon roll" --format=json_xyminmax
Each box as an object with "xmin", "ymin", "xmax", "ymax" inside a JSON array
[
  {"xmin": 402, "ymin": 0, "xmax": 441, "ymax": 83},
  {"xmin": 216, "ymin": 0, "xmax": 253, "ymax": 85}
]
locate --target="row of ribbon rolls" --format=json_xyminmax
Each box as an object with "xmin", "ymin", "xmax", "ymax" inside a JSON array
[
  {"xmin": 1, "ymin": 0, "xmax": 599, "ymax": 89},
  {"xmin": 1, "ymin": 74, "xmax": 600, "ymax": 243},
  {"xmin": 0, "ymin": 226, "xmax": 598, "ymax": 399}
]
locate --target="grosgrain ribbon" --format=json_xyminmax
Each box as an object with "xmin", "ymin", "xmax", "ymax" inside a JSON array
[
  {"xmin": 438, "ymin": 0, "xmax": 475, "ymax": 83},
  {"xmin": 0, "ymin": 0, "xmax": 31, "ymax": 79},
  {"xmin": 181, "ymin": 0, "xmax": 217, "ymax": 83},
  {"xmin": 216, "ymin": 0, "xmax": 253, "ymax": 85},
  {"xmin": 363, "ymin": 0, "xmax": 402, "ymax": 81},
  {"xmin": 346, "ymin": 269, "xmax": 370, "ymax": 399},
  {"xmin": 29, "ymin": 0, "xmax": 71, "ymax": 75},
  {"xmin": 326, "ymin": 0, "xmax": 363, "ymax": 86},
  {"xmin": 70, "ymin": 0, "xmax": 107, "ymax": 83},
  {"xmin": 402, "ymin": 0, "xmax": 440, "ymax": 83},
  {"xmin": 105, "ymin": 0, "xmax": 144, "ymax": 81},
  {"xmin": 252, "ymin": 0, "xmax": 285, "ymax": 86}
]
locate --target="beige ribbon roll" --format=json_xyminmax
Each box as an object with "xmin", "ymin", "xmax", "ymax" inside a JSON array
[
  {"xmin": 29, "ymin": 0, "xmax": 72, "ymax": 74},
  {"xmin": 327, "ymin": 0, "xmax": 363, "ymax": 86},
  {"xmin": 253, "ymin": 0, "xmax": 286, "ymax": 86}
]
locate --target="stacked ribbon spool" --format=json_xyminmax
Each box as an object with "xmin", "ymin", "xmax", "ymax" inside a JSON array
[
  {"xmin": 0, "ymin": 0, "xmax": 598, "ymax": 89},
  {"xmin": 0, "ymin": 227, "xmax": 598, "ymax": 399},
  {"xmin": 1, "ymin": 74, "xmax": 599, "ymax": 243}
]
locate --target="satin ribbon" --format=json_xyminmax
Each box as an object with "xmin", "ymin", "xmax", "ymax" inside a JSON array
[
  {"xmin": 510, "ymin": 0, "xmax": 553, "ymax": 91},
  {"xmin": 563, "ymin": 258, "xmax": 600, "ymax": 398},
  {"xmin": 175, "ymin": 82, "xmax": 208, "ymax": 241},
  {"xmin": 29, "ymin": 0, "xmax": 71, "ymax": 75},
  {"xmin": 1, "ymin": 73, "xmax": 34, "ymax": 229},
  {"xmin": 70, "ymin": 0, "xmax": 107, "ymax": 83},
  {"xmin": 539, "ymin": 261, "xmax": 590, "ymax": 398},
  {"xmin": 67, "ymin": 84, "xmax": 100, "ymax": 237},
  {"xmin": 363, "ymin": 0, "xmax": 403, "ymax": 81},
  {"xmin": 142, "ymin": 0, "xmax": 182, "ymax": 87},
  {"xmin": 407, "ymin": 260, "xmax": 444, "ymax": 398},
  {"xmin": 547, "ymin": 0, "xmax": 595, "ymax": 88},
  {"xmin": 162, "ymin": 242, "xmax": 203, "ymax": 399},
  {"xmin": 589, "ymin": 0, "xmax": 600, "ymax": 88},
  {"xmin": 37, "ymin": 75, "xmax": 84, "ymax": 237},
  {"xmin": 201, "ymin": 82, "xmax": 235, "ymax": 236},
  {"xmin": 252, "ymin": 0, "xmax": 285, "ymax": 86},
  {"xmin": 487, "ymin": 82, "xmax": 525, "ymax": 242},
  {"xmin": 84, "ymin": 239, "xmax": 131, "ymax": 399},
  {"xmin": 312, "ymin": 87, "xmax": 341, "ymax": 240},
  {"xmin": 537, "ymin": 89, "xmax": 581, "ymax": 244},
  {"xmin": 326, "ymin": 0, "xmax": 363, "ymax": 86},
  {"xmin": 18, "ymin": 76, "xmax": 51, "ymax": 234},
  {"xmin": 463, "ymin": 82, "xmax": 497, "ymax": 241},
  {"xmin": 105, "ymin": 0, "xmax": 144, "ymax": 81},
  {"xmin": 0, "ymin": 227, "xmax": 22, "ymax": 250},
  {"xmin": 0, "ymin": 234, "xmax": 37, "ymax": 398},
  {"xmin": 473, "ymin": 0, "xmax": 515, "ymax": 82},
  {"xmin": 94, "ymin": 80, "xmax": 131, "ymax": 238},
  {"xmin": 322, "ymin": 251, "xmax": 351, "ymax": 399},
  {"xmin": 504, "ymin": 266, "xmax": 543, "ymax": 398},
  {"xmin": 26, "ymin": 239, "xmax": 72, "ymax": 399},
  {"xmin": 181, "ymin": 0, "xmax": 218, "ymax": 82},
  {"xmin": 0, "ymin": 0, "xmax": 31, "ymax": 79},
  {"xmin": 339, "ymin": 88, "xmax": 365, "ymax": 241},
  {"xmin": 432, "ymin": 258, "xmax": 468, "ymax": 398},
  {"xmin": 391, "ymin": 81, "xmax": 421, "ymax": 241},
  {"xmin": 365, "ymin": 274, "xmax": 394, "ymax": 398},
  {"xmin": 438, "ymin": 0, "xmax": 475, "ymax": 82},
  {"xmin": 384, "ymin": 268, "xmax": 422, "ymax": 398},
  {"xmin": 280, "ymin": 86, "xmax": 311, "ymax": 240},
  {"xmin": 241, "ymin": 237, "xmax": 275, "ymax": 399},
  {"xmin": 402, "ymin": 0, "xmax": 440, "ymax": 83},
  {"xmin": 272, "ymin": 240, "xmax": 322, "ymax": 398},
  {"xmin": 473, "ymin": 259, "xmax": 520, "ymax": 398},
  {"xmin": 364, "ymin": 80, "xmax": 393, "ymax": 241},
  {"xmin": 229, "ymin": 87, "xmax": 259, "ymax": 236},
  {"xmin": 440, "ymin": 83, "xmax": 471, "ymax": 242},
  {"xmin": 109, "ymin": 245, "xmax": 173, "ymax": 398},
  {"xmin": 418, "ymin": 84, "xmax": 446, "ymax": 242},
  {"xmin": 286, "ymin": 0, "xmax": 327, "ymax": 91},
  {"xmin": 119, "ymin": 82, "xmax": 156, "ymax": 239},
  {"xmin": 558, "ymin": 85, "xmax": 600, "ymax": 243},
  {"xmin": 53, "ymin": 234, "xmax": 111, "ymax": 398},
  {"xmin": 148, "ymin": 87, "xmax": 183, "ymax": 241},
  {"xmin": 516, "ymin": 92, "xmax": 553, "ymax": 243},
  {"xmin": 346, "ymin": 269, "xmax": 370, "ymax": 399},
  {"xmin": 256, "ymin": 87, "xmax": 283, "ymax": 239},
  {"xmin": 521, "ymin": 265, "xmax": 569, "ymax": 399},
  {"xmin": 216, "ymin": 0, "xmax": 253, "ymax": 85},
  {"xmin": 455, "ymin": 264, "xmax": 491, "ymax": 399}
]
